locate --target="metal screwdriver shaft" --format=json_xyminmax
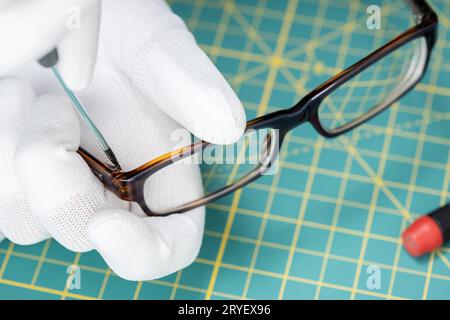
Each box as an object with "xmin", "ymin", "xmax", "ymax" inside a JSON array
[{"xmin": 38, "ymin": 49, "xmax": 121, "ymax": 170}]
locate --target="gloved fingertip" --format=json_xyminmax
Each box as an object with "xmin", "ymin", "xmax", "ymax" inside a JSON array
[
  {"xmin": 88, "ymin": 209, "xmax": 204, "ymax": 281},
  {"xmin": 57, "ymin": 0, "xmax": 101, "ymax": 91},
  {"xmin": 130, "ymin": 27, "xmax": 247, "ymax": 145},
  {"xmin": 194, "ymin": 96, "xmax": 246, "ymax": 145}
]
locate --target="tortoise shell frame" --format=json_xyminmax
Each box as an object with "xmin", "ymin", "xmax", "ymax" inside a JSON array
[{"xmin": 78, "ymin": 0, "xmax": 438, "ymax": 217}]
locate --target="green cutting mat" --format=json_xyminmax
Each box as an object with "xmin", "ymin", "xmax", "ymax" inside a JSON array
[{"xmin": 0, "ymin": 0, "xmax": 449, "ymax": 300}]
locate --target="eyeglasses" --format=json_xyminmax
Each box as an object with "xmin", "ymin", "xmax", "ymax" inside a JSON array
[{"xmin": 48, "ymin": 0, "xmax": 438, "ymax": 217}]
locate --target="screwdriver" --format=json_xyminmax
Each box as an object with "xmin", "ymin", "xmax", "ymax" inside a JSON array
[{"xmin": 38, "ymin": 49, "xmax": 121, "ymax": 170}]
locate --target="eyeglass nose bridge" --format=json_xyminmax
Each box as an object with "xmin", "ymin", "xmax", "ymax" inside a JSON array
[{"xmin": 278, "ymin": 96, "xmax": 322, "ymax": 134}]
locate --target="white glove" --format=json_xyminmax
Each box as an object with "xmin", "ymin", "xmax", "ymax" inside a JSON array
[
  {"xmin": 0, "ymin": 0, "xmax": 246, "ymax": 280},
  {"xmin": 0, "ymin": 0, "xmax": 101, "ymax": 90}
]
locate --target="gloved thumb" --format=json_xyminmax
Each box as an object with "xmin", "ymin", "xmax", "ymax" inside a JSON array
[
  {"xmin": 88, "ymin": 207, "xmax": 204, "ymax": 281},
  {"xmin": 15, "ymin": 93, "xmax": 105, "ymax": 252}
]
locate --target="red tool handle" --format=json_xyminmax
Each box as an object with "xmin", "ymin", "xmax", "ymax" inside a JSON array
[{"xmin": 402, "ymin": 204, "xmax": 450, "ymax": 257}]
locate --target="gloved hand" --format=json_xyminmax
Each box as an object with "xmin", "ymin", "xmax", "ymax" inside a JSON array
[{"xmin": 0, "ymin": 0, "xmax": 246, "ymax": 280}]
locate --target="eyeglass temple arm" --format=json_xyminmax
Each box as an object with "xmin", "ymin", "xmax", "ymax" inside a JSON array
[{"xmin": 38, "ymin": 48, "xmax": 122, "ymax": 170}]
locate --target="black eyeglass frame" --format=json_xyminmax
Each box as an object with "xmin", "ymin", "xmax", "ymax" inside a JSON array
[
  {"xmin": 79, "ymin": 0, "xmax": 438, "ymax": 216},
  {"xmin": 255, "ymin": 0, "xmax": 438, "ymax": 140}
]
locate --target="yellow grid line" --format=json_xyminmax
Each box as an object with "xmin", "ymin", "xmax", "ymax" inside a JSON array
[
  {"xmin": 201, "ymin": 233, "xmax": 450, "ymax": 285},
  {"xmin": 0, "ymin": 278, "xmax": 96, "ymax": 300},
  {"xmin": 240, "ymin": 0, "xmax": 308, "ymax": 298},
  {"xmin": 205, "ymin": 0, "xmax": 299, "ymax": 299},
  {"xmin": 133, "ymin": 281, "xmax": 143, "ymax": 300},
  {"xmin": 218, "ymin": 0, "xmax": 270, "ymax": 300},
  {"xmin": 350, "ymin": 104, "xmax": 399, "ymax": 299},
  {"xmin": 30, "ymin": 239, "xmax": 51, "ymax": 285},
  {"xmin": 312, "ymin": 0, "xmax": 362, "ymax": 299},
  {"xmin": 0, "ymin": 242, "xmax": 15, "ymax": 278},
  {"xmin": 198, "ymin": 259, "xmax": 409, "ymax": 300},
  {"xmin": 60, "ymin": 252, "xmax": 81, "ymax": 300},
  {"xmin": 206, "ymin": 203, "xmax": 425, "ymax": 246},
  {"xmin": 173, "ymin": 0, "xmax": 233, "ymax": 300},
  {"xmin": 347, "ymin": 7, "xmax": 401, "ymax": 299},
  {"xmin": 423, "ymin": 149, "xmax": 450, "ymax": 298},
  {"xmin": 205, "ymin": 190, "xmax": 243, "ymax": 299},
  {"xmin": 3, "ymin": 232, "xmax": 449, "ymax": 290},
  {"xmin": 278, "ymin": 137, "xmax": 324, "ymax": 299},
  {"xmin": 390, "ymin": 7, "xmax": 450, "ymax": 298},
  {"xmin": 97, "ymin": 268, "xmax": 112, "ymax": 299},
  {"xmin": 202, "ymin": 0, "xmax": 261, "ymax": 300}
]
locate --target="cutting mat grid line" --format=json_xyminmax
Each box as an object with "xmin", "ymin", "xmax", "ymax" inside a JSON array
[{"xmin": 0, "ymin": 0, "xmax": 448, "ymax": 300}]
